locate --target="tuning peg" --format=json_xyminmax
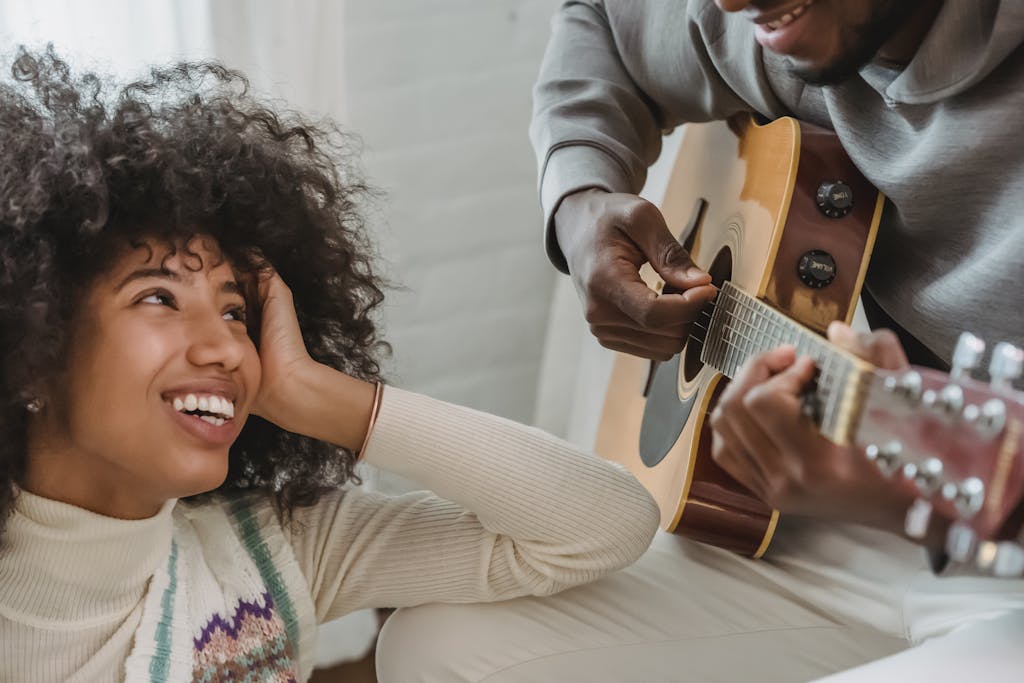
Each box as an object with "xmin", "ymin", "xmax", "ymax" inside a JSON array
[
  {"xmin": 884, "ymin": 371, "xmax": 922, "ymax": 402},
  {"xmin": 971, "ymin": 539, "xmax": 1024, "ymax": 577},
  {"xmin": 963, "ymin": 398, "xmax": 1007, "ymax": 438},
  {"xmin": 865, "ymin": 441, "xmax": 903, "ymax": 477},
  {"xmin": 951, "ymin": 332, "xmax": 986, "ymax": 381},
  {"xmin": 941, "ymin": 477, "xmax": 985, "ymax": 519},
  {"xmin": 922, "ymin": 384, "xmax": 964, "ymax": 417},
  {"xmin": 946, "ymin": 521, "xmax": 978, "ymax": 563},
  {"xmin": 975, "ymin": 540, "xmax": 999, "ymax": 572},
  {"xmin": 989, "ymin": 342, "xmax": 1023, "ymax": 391},
  {"xmin": 904, "ymin": 498, "xmax": 933, "ymax": 539},
  {"xmin": 992, "ymin": 542, "xmax": 1024, "ymax": 578},
  {"xmin": 903, "ymin": 457, "xmax": 944, "ymax": 495}
]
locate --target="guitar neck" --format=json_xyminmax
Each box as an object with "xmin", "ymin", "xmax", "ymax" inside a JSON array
[{"xmin": 702, "ymin": 281, "xmax": 872, "ymax": 445}]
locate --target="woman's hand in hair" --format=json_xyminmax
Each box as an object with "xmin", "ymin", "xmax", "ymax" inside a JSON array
[
  {"xmin": 251, "ymin": 270, "xmax": 376, "ymax": 451},
  {"xmin": 250, "ymin": 271, "xmax": 315, "ymax": 430}
]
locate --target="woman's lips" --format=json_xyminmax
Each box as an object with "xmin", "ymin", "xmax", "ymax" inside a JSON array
[{"xmin": 165, "ymin": 401, "xmax": 239, "ymax": 447}]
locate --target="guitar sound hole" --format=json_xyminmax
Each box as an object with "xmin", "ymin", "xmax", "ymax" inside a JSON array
[{"xmin": 683, "ymin": 247, "xmax": 732, "ymax": 383}]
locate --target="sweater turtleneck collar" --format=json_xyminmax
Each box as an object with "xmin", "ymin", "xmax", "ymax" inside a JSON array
[{"xmin": 0, "ymin": 489, "xmax": 176, "ymax": 629}]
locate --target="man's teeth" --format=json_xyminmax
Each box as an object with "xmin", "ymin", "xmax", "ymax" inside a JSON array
[
  {"xmin": 764, "ymin": 0, "xmax": 813, "ymax": 30},
  {"xmin": 171, "ymin": 394, "xmax": 235, "ymax": 423}
]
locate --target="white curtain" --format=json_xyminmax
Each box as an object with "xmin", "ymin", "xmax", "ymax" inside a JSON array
[
  {"xmin": 0, "ymin": 0, "xmax": 213, "ymax": 77},
  {"xmin": 0, "ymin": 0, "xmax": 347, "ymax": 121}
]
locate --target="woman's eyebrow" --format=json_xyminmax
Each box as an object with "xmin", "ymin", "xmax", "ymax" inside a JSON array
[
  {"xmin": 113, "ymin": 267, "xmax": 179, "ymax": 292},
  {"xmin": 221, "ymin": 280, "xmax": 243, "ymax": 296}
]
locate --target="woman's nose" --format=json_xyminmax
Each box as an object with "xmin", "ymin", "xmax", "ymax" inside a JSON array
[{"xmin": 185, "ymin": 314, "xmax": 246, "ymax": 372}]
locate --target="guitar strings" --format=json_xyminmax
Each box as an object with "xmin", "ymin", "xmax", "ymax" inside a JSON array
[
  {"xmin": 686, "ymin": 306, "xmax": 715, "ymax": 344},
  {"xmin": 670, "ymin": 283, "xmax": 857, "ymax": 433},
  {"xmin": 708, "ymin": 291, "xmax": 854, "ymax": 428}
]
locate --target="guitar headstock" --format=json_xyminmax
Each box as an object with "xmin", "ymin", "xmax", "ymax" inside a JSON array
[{"xmin": 854, "ymin": 333, "xmax": 1024, "ymax": 576}]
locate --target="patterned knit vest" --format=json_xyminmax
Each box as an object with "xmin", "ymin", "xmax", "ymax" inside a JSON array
[{"xmin": 122, "ymin": 496, "xmax": 315, "ymax": 682}]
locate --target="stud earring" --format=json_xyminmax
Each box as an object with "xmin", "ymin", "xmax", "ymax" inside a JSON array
[{"xmin": 25, "ymin": 398, "xmax": 43, "ymax": 414}]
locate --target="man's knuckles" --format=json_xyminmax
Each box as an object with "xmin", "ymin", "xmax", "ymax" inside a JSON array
[
  {"xmin": 618, "ymin": 198, "xmax": 662, "ymax": 230},
  {"xmin": 863, "ymin": 329, "xmax": 907, "ymax": 369},
  {"xmin": 742, "ymin": 383, "xmax": 777, "ymax": 413}
]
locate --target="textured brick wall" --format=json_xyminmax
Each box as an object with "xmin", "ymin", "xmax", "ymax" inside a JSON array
[{"xmin": 344, "ymin": 0, "xmax": 560, "ymax": 423}]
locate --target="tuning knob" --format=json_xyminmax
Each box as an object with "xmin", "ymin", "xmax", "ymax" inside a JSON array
[
  {"xmin": 991, "ymin": 542, "xmax": 1024, "ymax": 578},
  {"xmin": 946, "ymin": 521, "xmax": 978, "ymax": 563},
  {"xmin": 903, "ymin": 457, "xmax": 944, "ymax": 496},
  {"xmin": 951, "ymin": 332, "xmax": 985, "ymax": 381},
  {"xmin": 865, "ymin": 441, "xmax": 903, "ymax": 477},
  {"xmin": 942, "ymin": 477, "xmax": 985, "ymax": 518},
  {"xmin": 989, "ymin": 342, "xmax": 1023, "ymax": 390},
  {"xmin": 922, "ymin": 384, "xmax": 964, "ymax": 417},
  {"xmin": 884, "ymin": 370, "xmax": 925, "ymax": 403},
  {"xmin": 816, "ymin": 181, "xmax": 853, "ymax": 218},
  {"xmin": 904, "ymin": 497, "xmax": 933, "ymax": 539},
  {"xmin": 963, "ymin": 398, "xmax": 1007, "ymax": 437},
  {"xmin": 975, "ymin": 540, "xmax": 1000, "ymax": 573},
  {"xmin": 884, "ymin": 370, "xmax": 922, "ymax": 402},
  {"xmin": 970, "ymin": 539, "xmax": 1024, "ymax": 577}
]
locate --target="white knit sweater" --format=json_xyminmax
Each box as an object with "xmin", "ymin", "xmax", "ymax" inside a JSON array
[{"xmin": 0, "ymin": 387, "xmax": 660, "ymax": 682}]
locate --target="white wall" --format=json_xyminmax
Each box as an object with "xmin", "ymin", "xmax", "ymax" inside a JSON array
[
  {"xmin": 534, "ymin": 131, "xmax": 687, "ymax": 448},
  {"xmin": 343, "ymin": 0, "xmax": 560, "ymax": 423}
]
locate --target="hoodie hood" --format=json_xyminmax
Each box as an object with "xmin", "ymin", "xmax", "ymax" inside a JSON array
[{"xmin": 880, "ymin": 0, "xmax": 1024, "ymax": 104}]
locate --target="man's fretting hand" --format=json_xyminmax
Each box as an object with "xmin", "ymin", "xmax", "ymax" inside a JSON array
[{"xmin": 709, "ymin": 323, "xmax": 919, "ymax": 532}]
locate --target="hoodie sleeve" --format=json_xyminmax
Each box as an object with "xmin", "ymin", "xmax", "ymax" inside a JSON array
[{"xmin": 530, "ymin": 0, "xmax": 779, "ymax": 272}]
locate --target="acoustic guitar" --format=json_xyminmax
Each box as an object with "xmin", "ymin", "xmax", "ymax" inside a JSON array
[
  {"xmin": 595, "ymin": 114, "xmax": 884, "ymax": 557},
  {"xmin": 596, "ymin": 116, "xmax": 1024, "ymax": 564},
  {"xmin": 596, "ymin": 114, "xmax": 1024, "ymax": 566}
]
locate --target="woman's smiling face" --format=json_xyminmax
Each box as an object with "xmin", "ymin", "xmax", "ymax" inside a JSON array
[{"xmin": 25, "ymin": 236, "xmax": 262, "ymax": 518}]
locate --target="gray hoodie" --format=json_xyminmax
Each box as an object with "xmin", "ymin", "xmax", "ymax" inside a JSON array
[{"xmin": 531, "ymin": 0, "xmax": 1024, "ymax": 363}]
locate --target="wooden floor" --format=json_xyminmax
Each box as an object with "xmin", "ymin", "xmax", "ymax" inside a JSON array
[
  {"xmin": 310, "ymin": 650, "xmax": 377, "ymax": 683},
  {"xmin": 309, "ymin": 610, "xmax": 389, "ymax": 683}
]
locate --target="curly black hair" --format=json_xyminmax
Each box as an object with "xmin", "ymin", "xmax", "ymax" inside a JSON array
[{"xmin": 0, "ymin": 46, "xmax": 389, "ymax": 535}]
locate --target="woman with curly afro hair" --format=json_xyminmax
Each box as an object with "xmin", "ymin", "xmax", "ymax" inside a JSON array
[{"xmin": 0, "ymin": 48, "xmax": 659, "ymax": 682}]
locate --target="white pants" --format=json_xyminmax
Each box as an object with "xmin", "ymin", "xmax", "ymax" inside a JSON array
[{"xmin": 376, "ymin": 519, "xmax": 1024, "ymax": 682}]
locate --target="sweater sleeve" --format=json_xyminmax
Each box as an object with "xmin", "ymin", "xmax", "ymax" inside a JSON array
[
  {"xmin": 530, "ymin": 0, "xmax": 775, "ymax": 272},
  {"xmin": 282, "ymin": 387, "xmax": 660, "ymax": 623}
]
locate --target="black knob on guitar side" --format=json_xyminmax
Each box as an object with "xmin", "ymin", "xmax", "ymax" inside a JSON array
[
  {"xmin": 797, "ymin": 250, "xmax": 837, "ymax": 288},
  {"xmin": 816, "ymin": 181, "xmax": 853, "ymax": 218}
]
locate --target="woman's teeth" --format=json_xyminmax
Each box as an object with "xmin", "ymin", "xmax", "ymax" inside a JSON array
[
  {"xmin": 171, "ymin": 394, "xmax": 235, "ymax": 425},
  {"xmin": 764, "ymin": 0, "xmax": 814, "ymax": 31}
]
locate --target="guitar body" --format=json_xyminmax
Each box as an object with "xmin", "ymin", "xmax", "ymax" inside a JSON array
[{"xmin": 595, "ymin": 116, "xmax": 885, "ymax": 557}]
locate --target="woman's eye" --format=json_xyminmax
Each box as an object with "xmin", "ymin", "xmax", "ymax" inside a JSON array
[
  {"xmin": 224, "ymin": 306, "xmax": 247, "ymax": 323},
  {"xmin": 140, "ymin": 292, "xmax": 176, "ymax": 308}
]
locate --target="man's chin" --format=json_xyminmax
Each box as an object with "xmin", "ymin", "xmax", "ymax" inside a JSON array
[
  {"xmin": 782, "ymin": 0, "xmax": 920, "ymax": 87},
  {"xmin": 786, "ymin": 53, "xmax": 869, "ymax": 87}
]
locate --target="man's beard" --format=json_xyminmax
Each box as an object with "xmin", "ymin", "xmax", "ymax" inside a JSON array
[{"xmin": 789, "ymin": 0, "xmax": 922, "ymax": 86}]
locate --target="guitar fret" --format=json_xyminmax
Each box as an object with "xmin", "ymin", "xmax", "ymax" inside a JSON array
[
  {"xmin": 820, "ymin": 353, "xmax": 838, "ymax": 423},
  {"xmin": 704, "ymin": 282, "xmax": 859, "ymax": 436}
]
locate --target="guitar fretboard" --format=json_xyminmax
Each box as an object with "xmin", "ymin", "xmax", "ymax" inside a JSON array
[{"xmin": 701, "ymin": 282, "xmax": 868, "ymax": 444}]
